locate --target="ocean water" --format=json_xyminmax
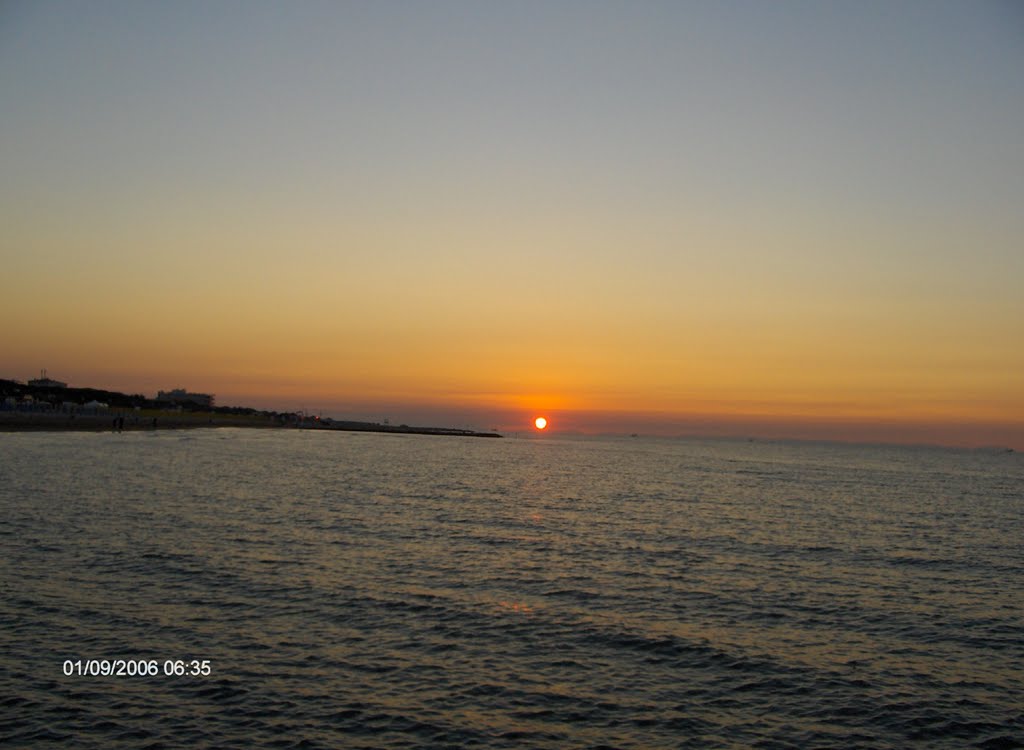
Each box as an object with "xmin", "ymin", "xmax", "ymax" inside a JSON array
[{"xmin": 1, "ymin": 429, "xmax": 1021, "ymax": 749}]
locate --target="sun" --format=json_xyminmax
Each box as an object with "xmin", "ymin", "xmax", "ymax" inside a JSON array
[{"xmin": 534, "ymin": 416, "xmax": 548, "ymax": 430}]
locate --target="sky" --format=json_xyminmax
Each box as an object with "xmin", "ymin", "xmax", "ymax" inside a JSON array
[{"xmin": 2, "ymin": 1, "xmax": 1022, "ymax": 447}]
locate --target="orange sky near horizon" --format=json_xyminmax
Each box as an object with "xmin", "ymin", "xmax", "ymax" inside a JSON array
[
  {"xmin": 4, "ymin": 197, "xmax": 1023, "ymax": 447},
  {"xmin": 2, "ymin": 3, "xmax": 1022, "ymax": 449}
]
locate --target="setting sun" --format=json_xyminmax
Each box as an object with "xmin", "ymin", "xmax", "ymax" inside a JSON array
[{"xmin": 534, "ymin": 417, "xmax": 548, "ymax": 430}]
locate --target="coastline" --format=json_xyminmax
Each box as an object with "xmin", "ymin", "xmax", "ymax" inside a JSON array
[
  {"xmin": 0, "ymin": 412, "xmax": 501, "ymax": 438},
  {"xmin": 0, "ymin": 411, "xmax": 281, "ymax": 432}
]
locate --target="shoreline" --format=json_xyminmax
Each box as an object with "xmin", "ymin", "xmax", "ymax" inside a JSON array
[
  {"xmin": 0, "ymin": 412, "xmax": 501, "ymax": 438},
  {"xmin": 0, "ymin": 412, "xmax": 280, "ymax": 432}
]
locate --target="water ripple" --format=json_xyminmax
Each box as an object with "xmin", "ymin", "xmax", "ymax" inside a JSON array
[{"xmin": 1, "ymin": 431, "xmax": 1021, "ymax": 748}]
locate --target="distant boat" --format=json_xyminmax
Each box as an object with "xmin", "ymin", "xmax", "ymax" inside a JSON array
[{"xmin": 630, "ymin": 433, "xmax": 638, "ymax": 438}]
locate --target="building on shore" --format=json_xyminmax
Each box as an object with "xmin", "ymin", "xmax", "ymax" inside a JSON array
[
  {"xmin": 156, "ymin": 388, "xmax": 215, "ymax": 408},
  {"xmin": 28, "ymin": 369, "xmax": 67, "ymax": 388}
]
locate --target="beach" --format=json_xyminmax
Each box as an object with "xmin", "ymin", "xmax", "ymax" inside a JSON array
[
  {"xmin": 0, "ymin": 411, "xmax": 500, "ymax": 437},
  {"xmin": 0, "ymin": 411, "xmax": 285, "ymax": 432}
]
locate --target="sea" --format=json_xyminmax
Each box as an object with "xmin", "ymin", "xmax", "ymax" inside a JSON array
[{"xmin": 1, "ymin": 429, "xmax": 1021, "ymax": 749}]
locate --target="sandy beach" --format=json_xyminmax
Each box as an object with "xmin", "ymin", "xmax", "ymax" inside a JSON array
[
  {"xmin": 0, "ymin": 411, "xmax": 283, "ymax": 432},
  {"xmin": 0, "ymin": 411, "xmax": 501, "ymax": 437}
]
